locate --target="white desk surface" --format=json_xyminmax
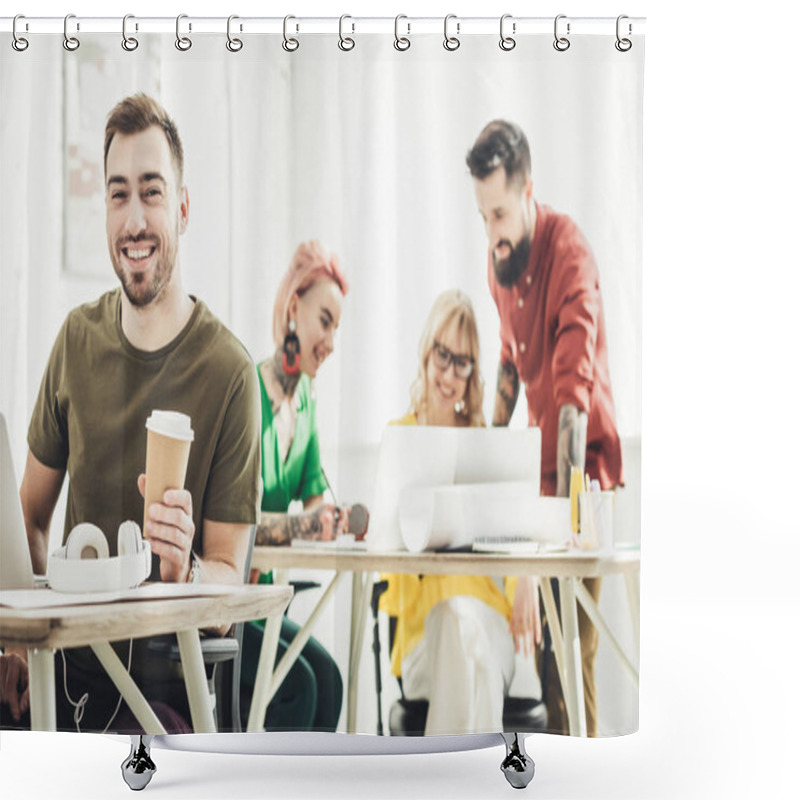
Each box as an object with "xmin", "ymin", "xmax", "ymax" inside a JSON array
[
  {"xmin": 251, "ymin": 545, "xmax": 640, "ymax": 578},
  {"xmin": 0, "ymin": 584, "xmax": 293, "ymax": 651}
]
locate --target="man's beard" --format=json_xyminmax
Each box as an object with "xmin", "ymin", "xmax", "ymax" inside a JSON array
[
  {"xmin": 492, "ymin": 232, "xmax": 531, "ymax": 288},
  {"xmin": 113, "ymin": 234, "xmax": 175, "ymax": 308}
]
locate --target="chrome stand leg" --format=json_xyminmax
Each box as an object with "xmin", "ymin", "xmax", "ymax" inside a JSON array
[
  {"xmin": 500, "ymin": 733, "xmax": 535, "ymax": 789},
  {"xmin": 121, "ymin": 735, "xmax": 157, "ymax": 791}
]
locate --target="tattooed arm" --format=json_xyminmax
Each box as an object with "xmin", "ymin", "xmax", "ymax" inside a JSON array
[
  {"xmin": 255, "ymin": 504, "xmax": 345, "ymax": 546},
  {"xmin": 555, "ymin": 403, "xmax": 588, "ymax": 498},
  {"xmin": 492, "ymin": 360, "xmax": 520, "ymax": 427},
  {"xmin": 256, "ymin": 509, "xmax": 323, "ymax": 546}
]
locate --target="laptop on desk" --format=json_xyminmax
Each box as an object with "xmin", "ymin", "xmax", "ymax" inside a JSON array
[
  {"xmin": 369, "ymin": 425, "xmax": 546, "ymax": 552},
  {"xmin": 0, "ymin": 412, "xmax": 36, "ymax": 591}
]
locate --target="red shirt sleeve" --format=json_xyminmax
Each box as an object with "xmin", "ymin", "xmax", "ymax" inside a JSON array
[{"xmin": 549, "ymin": 229, "xmax": 601, "ymax": 414}]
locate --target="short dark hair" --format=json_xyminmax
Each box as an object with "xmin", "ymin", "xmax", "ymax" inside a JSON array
[
  {"xmin": 104, "ymin": 93, "xmax": 184, "ymax": 184},
  {"xmin": 466, "ymin": 120, "xmax": 531, "ymax": 187}
]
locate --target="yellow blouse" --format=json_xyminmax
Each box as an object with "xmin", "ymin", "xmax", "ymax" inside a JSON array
[{"xmin": 379, "ymin": 412, "xmax": 519, "ymax": 677}]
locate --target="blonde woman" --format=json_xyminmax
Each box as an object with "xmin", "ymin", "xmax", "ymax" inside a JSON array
[{"xmin": 381, "ymin": 289, "xmax": 541, "ymax": 735}]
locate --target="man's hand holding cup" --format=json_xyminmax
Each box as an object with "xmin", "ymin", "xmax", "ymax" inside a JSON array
[
  {"xmin": 138, "ymin": 474, "xmax": 195, "ymax": 583},
  {"xmin": 140, "ymin": 410, "xmax": 195, "ymax": 583}
]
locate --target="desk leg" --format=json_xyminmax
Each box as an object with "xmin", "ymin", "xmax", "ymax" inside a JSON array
[
  {"xmin": 347, "ymin": 571, "xmax": 374, "ymax": 734},
  {"xmin": 246, "ymin": 611, "xmax": 282, "ymax": 733},
  {"xmin": 176, "ymin": 629, "xmax": 216, "ymax": 733},
  {"xmin": 558, "ymin": 577, "xmax": 587, "ymax": 736},
  {"xmin": 27, "ymin": 648, "xmax": 56, "ymax": 731},
  {"xmin": 90, "ymin": 642, "xmax": 167, "ymax": 735},
  {"xmin": 574, "ymin": 580, "xmax": 639, "ymax": 688},
  {"xmin": 624, "ymin": 570, "xmax": 640, "ymax": 665},
  {"xmin": 247, "ymin": 572, "xmax": 347, "ymax": 732},
  {"xmin": 539, "ymin": 579, "xmax": 566, "ymax": 692}
]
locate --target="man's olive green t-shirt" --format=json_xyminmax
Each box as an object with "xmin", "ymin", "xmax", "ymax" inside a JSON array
[{"xmin": 28, "ymin": 289, "xmax": 262, "ymax": 557}]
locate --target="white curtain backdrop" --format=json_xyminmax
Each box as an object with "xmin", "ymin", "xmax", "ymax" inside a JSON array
[
  {"xmin": 1, "ymin": 31, "xmax": 642, "ymax": 460},
  {"xmin": 0, "ymin": 31, "xmax": 642, "ymax": 734}
]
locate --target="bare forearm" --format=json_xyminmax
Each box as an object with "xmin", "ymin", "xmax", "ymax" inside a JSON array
[
  {"xmin": 255, "ymin": 510, "xmax": 324, "ymax": 546},
  {"xmin": 493, "ymin": 361, "xmax": 520, "ymax": 427},
  {"xmin": 195, "ymin": 522, "xmax": 250, "ymax": 635},
  {"xmin": 191, "ymin": 556, "xmax": 241, "ymax": 586},
  {"xmin": 555, "ymin": 403, "xmax": 588, "ymax": 497},
  {"xmin": 20, "ymin": 451, "xmax": 65, "ymax": 575},
  {"xmin": 25, "ymin": 526, "xmax": 49, "ymax": 575}
]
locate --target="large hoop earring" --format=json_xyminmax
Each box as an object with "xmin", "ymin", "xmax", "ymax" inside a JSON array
[{"xmin": 282, "ymin": 319, "xmax": 300, "ymax": 375}]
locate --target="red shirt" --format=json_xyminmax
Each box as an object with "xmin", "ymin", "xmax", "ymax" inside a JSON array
[{"xmin": 488, "ymin": 202, "xmax": 623, "ymax": 496}]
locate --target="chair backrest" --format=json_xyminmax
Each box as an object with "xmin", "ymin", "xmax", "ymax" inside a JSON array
[{"xmin": 229, "ymin": 523, "xmax": 257, "ymax": 731}]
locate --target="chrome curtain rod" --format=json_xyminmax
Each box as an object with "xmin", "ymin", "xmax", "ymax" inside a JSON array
[{"xmin": 1, "ymin": 15, "xmax": 646, "ymax": 36}]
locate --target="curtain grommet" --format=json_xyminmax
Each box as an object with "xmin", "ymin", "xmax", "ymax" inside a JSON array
[
  {"xmin": 176, "ymin": 14, "xmax": 192, "ymax": 51},
  {"xmin": 12, "ymin": 14, "xmax": 29, "ymax": 52},
  {"xmin": 499, "ymin": 14, "xmax": 516, "ymax": 52},
  {"xmin": 283, "ymin": 15, "xmax": 299, "ymax": 52},
  {"xmin": 63, "ymin": 14, "xmax": 80, "ymax": 51},
  {"xmin": 226, "ymin": 15, "xmax": 243, "ymax": 52},
  {"xmin": 338, "ymin": 14, "xmax": 355, "ymax": 52},
  {"xmin": 444, "ymin": 14, "xmax": 460, "ymax": 52},
  {"xmin": 121, "ymin": 14, "xmax": 139, "ymax": 52},
  {"xmin": 553, "ymin": 14, "xmax": 570, "ymax": 52},
  {"xmin": 394, "ymin": 15, "xmax": 411, "ymax": 51}
]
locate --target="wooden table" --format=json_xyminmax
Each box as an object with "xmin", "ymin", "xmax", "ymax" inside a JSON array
[
  {"xmin": 0, "ymin": 584, "xmax": 293, "ymax": 734},
  {"xmin": 251, "ymin": 545, "xmax": 640, "ymax": 736}
]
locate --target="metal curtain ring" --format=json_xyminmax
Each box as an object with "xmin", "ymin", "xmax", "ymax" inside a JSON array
[
  {"xmin": 443, "ymin": 14, "xmax": 460, "ymax": 51},
  {"xmin": 394, "ymin": 14, "xmax": 410, "ymax": 51},
  {"xmin": 176, "ymin": 14, "xmax": 192, "ymax": 51},
  {"xmin": 338, "ymin": 14, "xmax": 355, "ymax": 51},
  {"xmin": 283, "ymin": 15, "xmax": 299, "ymax": 52},
  {"xmin": 63, "ymin": 14, "xmax": 80, "ymax": 51},
  {"xmin": 499, "ymin": 14, "xmax": 515, "ymax": 51},
  {"xmin": 226, "ymin": 15, "xmax": 242, "ymax": 52},
  {"xmin": 122, "ymin": 14, "xmax": 139, "ymax": 51},
  {"xmin": 553, "ymin": 14, "xmax": 570, "ymax": 52},
  {"xmin": 615, "ymin": 15, "xmax": 632, "ymax": 52},
  {"xmin": 12, "ymin": 14, "xmax": 29, "ymax": 51}
]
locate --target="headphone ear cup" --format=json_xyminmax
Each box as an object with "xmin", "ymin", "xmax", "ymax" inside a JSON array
[
  {"xmin": 118, "ymin": 520, "xmax": 143, "ymax": 557},
  {"xmin": 65, "ymin": 522, "xmax": 109, "ymax": 560}
]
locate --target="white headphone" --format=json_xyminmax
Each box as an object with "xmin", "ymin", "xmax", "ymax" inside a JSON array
[{"xmin": 48, "ymin": 520, "xmax": 152, "ymax": 593}]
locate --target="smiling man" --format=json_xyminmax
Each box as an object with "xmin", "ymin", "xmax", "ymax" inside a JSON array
[
  {"xmin": 0, "ymin": 94, "xmax": 261, "ymax": 734},
  {"xmin": 467, "ymin": 120, "xmax": 623, "ymax": 737}
]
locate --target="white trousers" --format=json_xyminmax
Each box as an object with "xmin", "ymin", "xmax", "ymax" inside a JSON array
[{"xmin": 401, "ymin": 595, "xmax": 516, "ymax": 736}]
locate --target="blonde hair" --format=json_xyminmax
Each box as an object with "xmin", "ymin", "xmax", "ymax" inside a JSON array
[
  {"xmin": 409, "ymin": 290, "xmax": 485, "ymax": 427},
  {"xmin": 272, "ymin": 241, "xmax": 348, "ymax": 349}
]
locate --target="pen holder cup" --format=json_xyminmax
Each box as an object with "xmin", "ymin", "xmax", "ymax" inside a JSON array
[{"xmin": 577, "ymin": 491, "xmax": 614, "ymax": 552}]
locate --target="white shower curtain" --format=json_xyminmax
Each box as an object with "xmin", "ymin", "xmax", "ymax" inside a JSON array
[{"xmin": 1, "ymin": 22, "xmax": 642, "ymax": 739}]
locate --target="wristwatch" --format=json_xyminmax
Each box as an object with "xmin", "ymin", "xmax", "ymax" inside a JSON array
[{"xmin": 187, "ymin": 552, "xmax": 201, "ymax": 584}]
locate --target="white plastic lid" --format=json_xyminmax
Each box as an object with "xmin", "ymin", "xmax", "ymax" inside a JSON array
[{"xmin": 145, "ymin": 410, "xmax": 194, "ymax": 442}]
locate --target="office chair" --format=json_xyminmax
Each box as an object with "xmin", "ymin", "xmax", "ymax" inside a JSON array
[
  {"xmin": 147, "ymin": 523, "xmax": 257, "ymax": 733},
  {"xmin": 370, "ymin": 580, "xmax": 549, "ymax": 736}
]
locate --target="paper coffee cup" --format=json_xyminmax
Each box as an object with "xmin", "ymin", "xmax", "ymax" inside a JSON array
[{"xmin": 143, "ymin": 410, "xmax": 194, "ymax": 534}]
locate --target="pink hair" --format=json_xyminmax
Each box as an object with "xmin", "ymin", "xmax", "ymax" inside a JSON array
[{"xmin": 272, "ymin": 241, "xmax": 348, "ymax": 348}]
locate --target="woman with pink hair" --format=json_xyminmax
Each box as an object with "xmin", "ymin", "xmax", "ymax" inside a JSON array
[{"xmin": 241, "ymin": 240, "xmax": 348, "ymax": 732}]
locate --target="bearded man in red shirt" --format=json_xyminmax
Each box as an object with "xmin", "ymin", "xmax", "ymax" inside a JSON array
[{"xmin": 467, "ymin": 120, "xmax": 624, "ymax": 737}]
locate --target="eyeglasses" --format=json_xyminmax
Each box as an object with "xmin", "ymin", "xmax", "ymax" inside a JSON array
[{"xmin": 432, "ymin": 341, "xmax": 474, "ymax": 379}]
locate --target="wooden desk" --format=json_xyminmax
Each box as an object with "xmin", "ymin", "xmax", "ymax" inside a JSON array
[
  {"xmin": 251, "ymin": 545, "xmax": 640, "ymax": 736},
  {"xmin": 0, "ymin": 584, "xmax": 292, "ymax": 735}
]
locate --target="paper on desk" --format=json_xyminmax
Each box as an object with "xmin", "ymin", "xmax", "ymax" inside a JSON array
[
  {"xmin": 289, "ymin": 534, "xmax": 367, "ymax": 551},
  {"xmin": 399, "ymin": 483, "xmax": 571, "ymax": 552},
  {"xmin": 0, "ymin": 583, "xmax": 236, "ymax": 610}
]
